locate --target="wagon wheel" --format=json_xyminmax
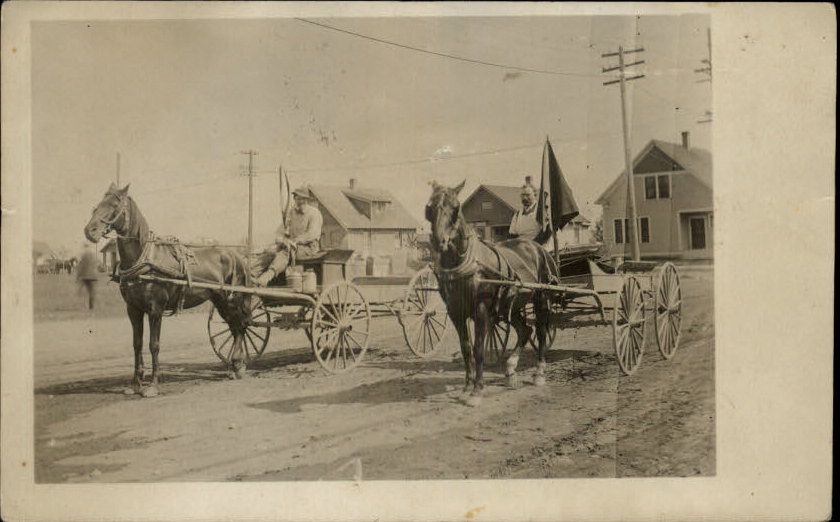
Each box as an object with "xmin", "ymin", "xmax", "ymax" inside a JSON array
[
  {"xmin": 207, "ymin": 299, "xmax": 271, "ymax": 364},
  {"xmin": 523, "ymin": 302, "xmax": 558, "ymax": 351},
  {"xmin": 655, "ymin": 262, "xmax": 682, "ymax": 360},
  {"xmin": 402, "ymin": 267, "xmax": 449, "ymax": 358},
  {"xmin": 311, "ymin": 282, "xmax": 371, "ymax": 374},
  {"xmin": 613, "ymin": 276, "xmax": 646, "ymax": 376},
  {"xmin": 466, "ymin": 319, "xmax": 511, "ymax": 366}
]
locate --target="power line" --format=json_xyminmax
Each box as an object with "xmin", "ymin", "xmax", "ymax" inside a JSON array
[
  {"xmin": 295, "ymin": 18, "xmax": 599, "ymax": 78},
  {"xmin": 269, "ymin": 143, "xmax": 544, "ymax": 175}
]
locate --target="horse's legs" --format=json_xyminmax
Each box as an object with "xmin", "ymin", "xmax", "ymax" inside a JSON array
[
  {"xmin": 230, "ymin": 333, "xmax": 247, "ymax": 379},
  {"xmin": 533, "ymin": 291, "xmax": 550, "ymax": 386},
  {"xmin": 142, "ymin": 312, "xmax": 162, "ymax": 398},
  {"xmin": 126, "ymin": 305, "xmax": 145, "ymax": 395},
  {"xmin": 471, "ymin": 302, "xmax": 492, "ymax": 402},
  {"xmin": 208, "ymin": 294, "xmax": 248, "ymax": 380},
  {"xmin": 506, "ymin": 305, "xmax": 528, "ymax": 389},
  {"xmin": 452, "ymin": 318, "xmax": 473, "ymax": 393}
]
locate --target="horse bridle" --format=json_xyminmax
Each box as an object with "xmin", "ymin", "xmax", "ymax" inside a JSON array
[{"xmin": 94, "ymin": 193, "xmax": 131, "ymax": 238}]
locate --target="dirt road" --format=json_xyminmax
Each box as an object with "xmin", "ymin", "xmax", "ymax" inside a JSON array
[{"xmin": 34, "ymin": 268, "xmax": 714, "ymax": 482}]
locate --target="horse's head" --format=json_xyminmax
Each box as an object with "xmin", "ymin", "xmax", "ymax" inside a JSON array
[
  {"xmin": 84, "ymin": 183, "xmax": 131, "ymax": 242},
  {"xmin": 425, "ymin": 179, "xmax": 466, "ymax": 254}
]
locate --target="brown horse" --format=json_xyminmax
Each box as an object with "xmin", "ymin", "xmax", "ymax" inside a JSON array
[
  {"xmin": 84, "ymin": 183, "xmax": 253, "ymax": 397},
  {"xmin": 425, "ymin": 181, "xmax": 558, "ymax": 406}
]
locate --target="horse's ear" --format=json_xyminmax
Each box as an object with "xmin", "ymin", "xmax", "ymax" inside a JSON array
[
  {"xmin": 119, "ymin": 184, "xmax": 131, "ymax": 194},
  {"xmin": 429, "ymin": 180, "xmax": 440, "ymax": 190},
  {"xmin": 453, "ymin": 179, "xmax": 466, "ymax": 196},
  {"xmin": 108, "ymin": 182, "xmax": 117, "ymax": 192}
]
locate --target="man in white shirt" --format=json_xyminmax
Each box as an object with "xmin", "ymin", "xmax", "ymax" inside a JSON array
[
  {"xmin": 254, "ymin": 187, "xmax": 323, "ymax": 287},
  {"xmin": 508, "ymin": 183, "xmax": 543, "ymax": 241}
]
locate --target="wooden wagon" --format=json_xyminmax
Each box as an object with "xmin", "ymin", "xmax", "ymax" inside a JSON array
[
  {"xmin": 141, "ymin": 249, "xmax": 450, "ymax": 374},
  {"xmin": 402, "ymin": 243, "xmax": 683, "ymax": 376}
]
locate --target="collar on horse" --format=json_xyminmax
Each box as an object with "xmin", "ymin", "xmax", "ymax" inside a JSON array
[{"xmin": 433, "ymin": 234, "xmax": 541, "ymax": 284}]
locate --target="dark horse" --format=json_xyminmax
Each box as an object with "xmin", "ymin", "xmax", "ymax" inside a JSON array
[
  {"xmin": 425, "ymin": 181, "xmax": 559, "ymax": 406},
  {"xmin": 84, "ymin": 183, "xmax": 253, "ymax": 397}
]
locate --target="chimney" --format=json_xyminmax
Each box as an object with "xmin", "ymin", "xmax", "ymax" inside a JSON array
[
  {"xmin": 681, "ymin": 131, "xmax": 690, "ymax": 149},
  {"xmin": 349, "ymin": 178, "xmax": 356, "ymax": 190}
]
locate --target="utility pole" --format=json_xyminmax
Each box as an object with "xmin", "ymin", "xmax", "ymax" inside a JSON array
[
  {"xmin": 696, "ymin": 27, "xmax": 713, "ymax": 123},
  {"xmin": 116, "ymin": 152, "xmax": 121, "ymax": 186},
  {"xmin": 241, "ymin": 150, "xmax": 258, "ymax": 283},
  {"xmin": 602, "ymin": 45, "xmax": 645, "ymax": 261}
]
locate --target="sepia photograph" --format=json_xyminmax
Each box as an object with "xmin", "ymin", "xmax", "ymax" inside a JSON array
[{"xmin": 1, "ymin": 2, "xmax": 833, "ymax": 521}]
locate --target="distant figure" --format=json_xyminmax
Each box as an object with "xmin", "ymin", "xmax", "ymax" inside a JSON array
[{"xmin": 76, "ymin": 244, "xmax": 99, "ymax": 310}]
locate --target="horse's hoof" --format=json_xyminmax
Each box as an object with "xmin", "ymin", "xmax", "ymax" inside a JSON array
[
  {"xmin": 234, "ymin": 369, "xmax": 248, "ymax": 380},
  {"xmin": 534, "ymin": 375, "xmax": 547, "ymax": 387},
  {"xmin": 123, "ymin": 387, "xmax": 137, "ymax": 396},
  {"xmin": 141, "ymin": 386, "xmax": 159, "ymax": 398},
  {"xmin": 506, "ymin": 374, "xmax": 521, "ymax": 389}
]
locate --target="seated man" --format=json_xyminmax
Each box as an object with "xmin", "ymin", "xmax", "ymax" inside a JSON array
[
  {"xmin": 508, "ymin": 180, "xmax": 542, "ymax": 241},
  {"xmin": 253, "ymin": 187, "xmax": 323, "ymax": 287}
]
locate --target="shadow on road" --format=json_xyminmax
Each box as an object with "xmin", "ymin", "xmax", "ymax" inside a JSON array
[
  {"xmin": 248, "ymin": 375, "xmax": 462, "ymax": 413},
  {"xmin": 34, "ymin": 370, "xmax": 230, "ymax": 396}
]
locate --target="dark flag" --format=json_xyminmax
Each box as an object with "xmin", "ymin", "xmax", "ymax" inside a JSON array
[{"xmin": 535, "ymin": 139, "xmax": 580, "ymax": 244}]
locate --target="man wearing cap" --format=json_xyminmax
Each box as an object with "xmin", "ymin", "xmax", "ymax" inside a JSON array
[
  {"xmin": 254, "ymin": 187, "xmax": 323, "ymax": 287},
  {"xmin": 508, "ymin": 179, "xmax": 543, "ymax": 241}
]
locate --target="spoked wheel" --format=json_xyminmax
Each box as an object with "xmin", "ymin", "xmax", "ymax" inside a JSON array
[
  {"xmin": 402, "ymin": 267, "xmax": 449, "ymax": 358},
  {"xmin": 613, "ymin": 276, "xmax": 646, "ymax": 376},
  {"xmin": 311, "ymin": 282, "xmax": 371, "ymax": 374},
  {"xmin": 655, "ymin": 262, "xmax": 682, "ymax": 360},
  {"xmin": 522, "ymin": 302, "xmax": 558, "ymax": 351},
  {"xmin": 207, "ymin": 299, "xmax": 271, "ymax": 364},
  {"xmin": 466, "ymin": 319, "xmax": 511, "ymax": 366}
]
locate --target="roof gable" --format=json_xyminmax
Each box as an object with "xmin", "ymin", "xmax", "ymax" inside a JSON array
[
  {"xmin": 308, "ymin": 184, "xmax": 420, "ymax": 231},
  {"xmin": 595, "ymin": 139, "xmax": 712, "ymax": 205},
  {"xmin": 463, "ymin": 185, "xmax": 522, "ymax": 213},
  {"xmin": 634, "ymin": 146, "xmax": 684, "ymax": 174}
]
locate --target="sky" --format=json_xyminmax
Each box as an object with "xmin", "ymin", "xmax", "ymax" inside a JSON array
[{"xmin": 32, "ymin": 14, "xmax": 711, "ymax": 253}]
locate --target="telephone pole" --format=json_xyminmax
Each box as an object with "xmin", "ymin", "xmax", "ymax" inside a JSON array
[
  {"xmin": 115, "ymin": 152, "xmax": 121, "ymax": 186},
  {"xmin": 240, "ymin": 150, "xmax": 258, "ymax": 256},
  {"xmin": 602, "ymin": 45, "xmax": 645, "ymax": 261},
  {"xmin": 696, "ymin": 27, "xmax": 713, "ymax": 123}
]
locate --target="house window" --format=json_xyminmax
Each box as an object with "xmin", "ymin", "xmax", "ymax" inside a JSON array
[
  {"xmin": 613, "ymin": 219, "xmax": 624, "ymax": 244},
  {"xmin": 657, "ymin": 175, "xmax": 671, "ymax": 199},
  {"xmin": 644, "ymin": 175, "xmax": 671, "ymax": 199},
  {"xmin": 614, "ymin": 217, "xmax": 650, "ymax": 244},
  {"xmin": 640, "ymin": 217, "xmax": 650, "ymax": 243},
  {"xmin": 491, "ymin": 226, "xmax": 508, "ymax": 242},
  {"xmin": 481, "ymin": 201, "xmax": 493, "ymax": 211},
  {"xmin": 644, "ymin": 177, "xmax": 657, "ymax": 199}
]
